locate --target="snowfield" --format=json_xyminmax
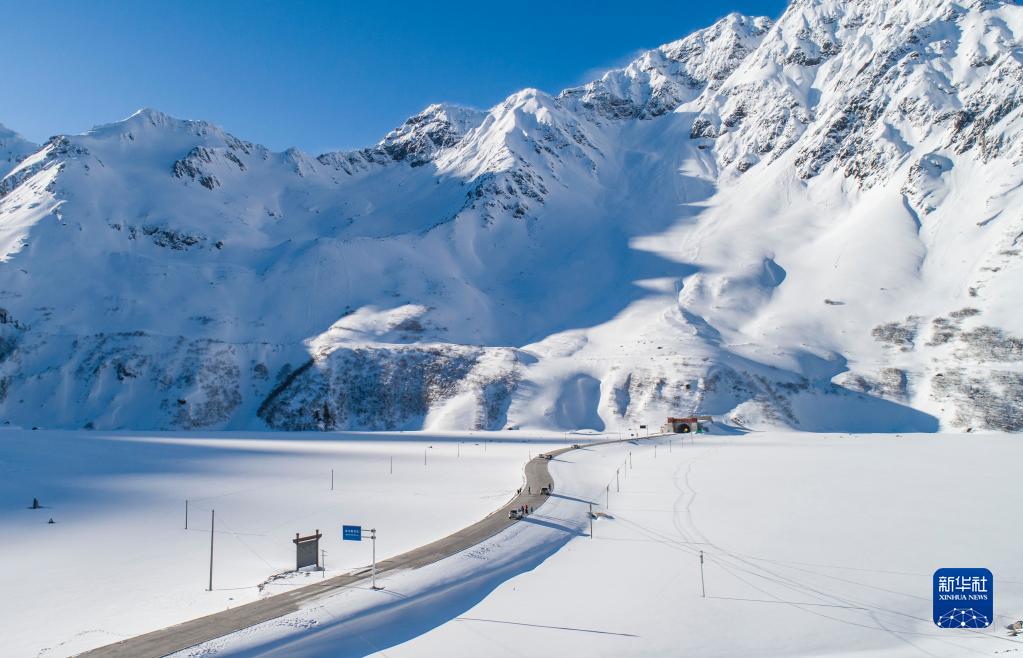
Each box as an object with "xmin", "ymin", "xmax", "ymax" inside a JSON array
[
  {"xmin": 171, "ymin": 432, "xmax": 1023, "ymax": 658},
  {"xmin": 0, "ymin": 429, "xmax": 567, "ymax": 657}
]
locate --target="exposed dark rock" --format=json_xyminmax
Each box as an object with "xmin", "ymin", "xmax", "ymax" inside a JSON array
[
  {"xmin": 932, "ymin": 368, "xmax": 1023, "ymax": 431},
  {"xmin": 872, "ymin": 317, "xmax": 921, "ymax": 350},
  {"xmin": 141, "ymin": 225, "xmax": 206, "ymax": 250},
  {"xmin": 257, "ymin": 345, "xmax": 517, "ymax": 431}
]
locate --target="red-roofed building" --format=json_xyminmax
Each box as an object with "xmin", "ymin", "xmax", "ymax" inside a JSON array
[{"xmin": 661, "ymin": 416, "xmax": 711, "ymax": 434}]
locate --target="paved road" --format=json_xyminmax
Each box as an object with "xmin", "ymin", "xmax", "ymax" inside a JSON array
[{"xmin": 79, "ymin": 437, "xmax": 641, "ymax": 658}]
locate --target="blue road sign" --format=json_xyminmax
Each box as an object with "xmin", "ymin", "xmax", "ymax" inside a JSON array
[
  {"xmin": 342, "ymin": 525, "xmax": 362, "ymax": 541},
  {"xmin": 933, "ymin": 568, "xmax": 993, "ymax": 628}
]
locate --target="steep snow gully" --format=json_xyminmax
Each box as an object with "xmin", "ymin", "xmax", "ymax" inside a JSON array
[{"xmin": 2, "ymin": 0, "xmax": 1023, "ymax": 433}]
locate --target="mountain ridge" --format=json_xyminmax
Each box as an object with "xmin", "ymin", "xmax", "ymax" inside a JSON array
[{"xmin": 1, "ymin": 0, "xmax": 1021, "ymax": 432}]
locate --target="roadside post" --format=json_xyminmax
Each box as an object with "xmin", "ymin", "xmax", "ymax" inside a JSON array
[
  {"xmin": 343, "ymin": 524, "xmax": 382, "ymax": 590},
  {"xmin": 370, "ymin": 528, "xmax": 379, "ymax": 589},
  {"xmin": 700, "ymin": 550, "xmax": 706, "ymax": 597},
  {"xmin": 589, "ymin": 503, "xmax": 593, "ymax": 538},
  {"xmin": 207, "ymin": 509, "xmax": 215, "ymax": 592}
]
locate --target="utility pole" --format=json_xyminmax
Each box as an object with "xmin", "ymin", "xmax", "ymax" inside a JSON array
[
  {"xmin": 606, "ymin": 484, "xmax": 609, "ymax": 507},
  {"xmin": 630, "ymin": 451, "xmax": 633, "ymax": 469},
  {"xmin": 700, "ymin": 550, "xmax": 706, "ymax": 598},
  {"xmin": 331, "ymin": 468, "xmax": 334, "ymax": 491},
  {"xmin": 655, "ymin": 445, "xmax": 658, "ymax": 459},
  {"xmin": 589, "ymin": 503, "xmax": 593, "ymax": 538},
  {"xmin": 616, "ymin": 468, "xmax": 620, "ymax": 492},
  {"xmin": 208, "ymin": 509, "xmax": 215, "ymax": 592},
  {"xmin": 457, "ymin": 442, "xmax": 460, "ymax": 458},
  {"xmin": 321, "ymin": 549, "xmax": 326, "ymax": 578},
  {"xmin": 390, "ymin": 456, "xmax": 393, "ymax": 475},
  {"xmin": 370, "ymin": 528, "xmax": 381, "ymax": 590},
  {"xmin": 185, "ymin": 499, "xmax": 189, "ymax": 530}
]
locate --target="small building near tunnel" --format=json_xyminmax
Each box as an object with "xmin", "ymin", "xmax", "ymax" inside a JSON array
[{"xmin": 661, "ymin": 416, "xmax": 711, "ymax": 434}]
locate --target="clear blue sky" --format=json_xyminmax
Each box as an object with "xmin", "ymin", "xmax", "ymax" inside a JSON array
[{"xmin": 1, "ymin": 0, "xmax": 789, "ymax": 153}]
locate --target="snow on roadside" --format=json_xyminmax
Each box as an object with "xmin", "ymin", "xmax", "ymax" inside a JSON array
[
  {"xmin": 186, "ymin": 433, "xmax": 1023, "ymax": 657},
  {"xmin": 381, "ymin": 432, "xmax": 1023, "ymax": 657},
  {"xmin": 0, "ymin": 429, "xmax": 567, "ymax": 657}
]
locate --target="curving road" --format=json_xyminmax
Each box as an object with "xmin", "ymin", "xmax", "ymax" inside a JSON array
[{"xmin": 79, "ymin": 437, "xmax": 643, "ymax": 658}]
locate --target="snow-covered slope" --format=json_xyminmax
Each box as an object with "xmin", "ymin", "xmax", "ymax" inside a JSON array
[
  {"xmin": 0, "ymin": 123, "xmax": 37, "ymax": 179},
  {"xmin": 1, "ymin": 0, "xmax": 1021, "ymax": 432}
]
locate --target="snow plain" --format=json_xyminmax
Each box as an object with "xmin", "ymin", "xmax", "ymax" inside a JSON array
[
  {"xmin": 0, "ymin": 429, "xmax": 569, "ymax": 657},
  {"xmin": 180, "ymin": 432, "xmax": 1023, "ymax": 657}
]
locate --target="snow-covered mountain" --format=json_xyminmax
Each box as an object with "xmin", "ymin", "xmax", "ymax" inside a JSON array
[
  {"xmin": 1, "ymin": 0, "xmax": 1021, "ymax": 432},
  {"xmin": 0, "ymin": 124, "xmax": 37, "ymax": 180}
]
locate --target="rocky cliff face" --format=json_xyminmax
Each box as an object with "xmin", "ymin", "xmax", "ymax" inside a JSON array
[
  {"xmin": 1, "ymin": 0, "xmax": 1021, "ymax": 432},
  {"xmin": 560, "ymin": 13, "xmax": 774, "ymax": 120}
]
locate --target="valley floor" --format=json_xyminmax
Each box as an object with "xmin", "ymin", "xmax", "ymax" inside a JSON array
[
  {"xmin": 181, "ymin": 432, "xmax": 1023, "ymax": 658},
  {"xmin": 0, "ymin": 429, "xmax": 566, "ymax": 657},
  {"xmin": 2, "ymin": 430, "xmax": 1020, "ymax": 657}
]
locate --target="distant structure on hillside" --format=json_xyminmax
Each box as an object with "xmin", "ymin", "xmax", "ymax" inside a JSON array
[{"xmin": 661, "ymin": 416, "xmax": 711, "ymax": 434}]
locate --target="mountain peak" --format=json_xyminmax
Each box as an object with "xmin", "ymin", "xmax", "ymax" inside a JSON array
[
  {"xmin": 377, "ymin": 102, "xmax": 487, "ymax": 165},
  {"xmin": 0, "ymin": 122, "xmax": 39, "ymax": 177},
  {"xmin": 128, "ymin": 107, "xmax": 173, "ymax": 123},
  {"xmin": 0, "ymin": 121, "xmax": 34, "ymax": 144},
  {"xmin": 81, "ymin": 107, "xmax": 234, "ymax": 145},
  {"xmin": 558, "ymin": 12, "xmax": 773, "ymax": 119},
  {"xmin": 416, "ymin": 103, "xmax": 486, "ymax": 133},
  {"xmin": 92, "ymin": 107, "xmax": 178, "ymax": 132}
]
